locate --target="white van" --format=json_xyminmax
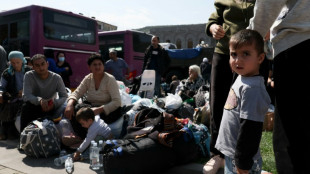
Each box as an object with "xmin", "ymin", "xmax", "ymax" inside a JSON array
[{"xmin": 159, "ymin": 42, "xmax": 177, "ymax": 50}]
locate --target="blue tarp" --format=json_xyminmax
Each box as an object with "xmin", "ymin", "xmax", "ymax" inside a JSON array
[{"xmin": 167, "ymin": 47, "xmax": 202, "ymax": 59}]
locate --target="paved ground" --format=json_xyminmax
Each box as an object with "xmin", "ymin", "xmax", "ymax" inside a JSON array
[{"xmin": 0, "ymin": 138, "xmax": 225, "ymax": 174}]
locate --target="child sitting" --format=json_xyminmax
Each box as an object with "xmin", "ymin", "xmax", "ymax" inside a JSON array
[{"xmin": 73, "ymin": 107, "xmax": 113, "ymax": 161}]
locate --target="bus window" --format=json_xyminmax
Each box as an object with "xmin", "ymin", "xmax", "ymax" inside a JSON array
[
  {"xmin": 43, "ymin": 9, "xmax": 96, "ymax": 44},
  {"xmin": 99, "ymin": 34, "xmax": 124, "ymax": 62},
  {"xmin": 133, "ymin": 32, "xmax": 152, "ymax": 53}
]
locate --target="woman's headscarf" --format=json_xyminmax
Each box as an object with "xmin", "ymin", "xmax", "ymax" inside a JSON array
[{"xmin": 8, "ymin": 51, "xmax": 26, "ymax": 75}]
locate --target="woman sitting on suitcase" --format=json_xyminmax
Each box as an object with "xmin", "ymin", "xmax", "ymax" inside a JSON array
[{"xmin": 64, "ymin": 53, "xmax": 121, "ymax": 139}]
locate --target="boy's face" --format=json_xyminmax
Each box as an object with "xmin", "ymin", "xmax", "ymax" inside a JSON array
[
  {"xmin": 229, "ymin": 43, "xmax": 264, "ymax": 77},
  {"xmin": 78, "ymin": 119, "xmax": 93, "ymax": 128}
]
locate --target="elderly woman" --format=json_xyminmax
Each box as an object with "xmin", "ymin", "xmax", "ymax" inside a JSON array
[
  {"xmin": 0, "ymin": 51, "xmax": 32, "ymax": 140},
  {"xmin": 64, "ymin": 53, "xmax": 121, "ymax": 138},
  {"xmin": 178, "ymin": 65, "xmax": 205, "ymax": 100}
]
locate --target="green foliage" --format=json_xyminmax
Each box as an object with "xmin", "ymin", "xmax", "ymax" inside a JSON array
[{"xmin": 260, "ymin": 131, "xmax": 277, "ymax": 174}]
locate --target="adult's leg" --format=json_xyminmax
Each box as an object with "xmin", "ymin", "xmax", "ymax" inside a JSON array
[
  {"xmin": 154, "ymin": 71, "xmax": 162, "ymax": 97},
  {"xmin": 273, "ymin": 39, "xmax": 310, "ymax": 173},
  {"xmin": 209, "ymin": 53, "xmax": 233, "ymax": 157},
  {"xmin": 20, "ymin": 102, "xmax": 44, "ymax": 132}
]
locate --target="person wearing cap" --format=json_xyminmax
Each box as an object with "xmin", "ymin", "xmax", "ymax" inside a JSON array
[
  {"xmin": 0, "ymin": 51, "xmax": 32, "ymax": 140},
  {"xmin": 200, "ymin": 57, "xmax": 212, "ymax": 86},
  {"xmin": 104, "ymin": 49, "xmax": 130, "ymax": 85}
]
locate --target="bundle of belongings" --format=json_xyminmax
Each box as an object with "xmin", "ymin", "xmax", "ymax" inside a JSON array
[{"xmin": 102, "ymin": 107, "xmax": 210, "ymax": 174}]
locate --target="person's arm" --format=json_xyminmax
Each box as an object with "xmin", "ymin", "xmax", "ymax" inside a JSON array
[
  {"xmin": 248, "ymin": 0, "xmax": 287, "ymax": 38},
  {"xmin": 76, "ymin": 126, "xmax": 98, "ymax": 153},
  {"xmin": 22, "ymin": 72, "xmax": 42, "ymax": 105},
  {"xmin": 205, "ymin": 1, "xmax": 225, "ymax": 37},
  {"xmin": 235, "ymin": 119, "xmax": 263, "ymax": 171},
  {"xmin": 53, "ymin": 75, "xmax": 68, "ymax": 108},
  {"xmin": 97, "ymin": 76, "xmax": 121, "ymax": 115},
  {"xmin": 48, "ymin": 59, "xmax": 66, "ymax": 73},
  {"xmin": 142, "ymin": 46, "xmax": 150, "ymax": 72}
]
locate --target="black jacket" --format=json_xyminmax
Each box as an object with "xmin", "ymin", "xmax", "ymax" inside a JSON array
[{"xmin": 142, "ymin": 45, "xmax": 170, "ymax": 76}]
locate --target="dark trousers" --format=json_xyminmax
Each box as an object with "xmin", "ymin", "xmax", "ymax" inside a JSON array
[
  {"xmin": 20, "ymin": 102, "xmax": 62, "ymax": 132},
  {"xmin": 209, "ymin": 53, "xmax": 233, "ymax": 158},
  {"xmin": 273, "ymin": 39, "xmax": 310, "ymax": 173}
]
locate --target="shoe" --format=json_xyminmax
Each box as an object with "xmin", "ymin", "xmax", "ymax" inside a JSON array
[{"xmin": 202, "ymin": 155, "xmax": 225, "ymax": 174}]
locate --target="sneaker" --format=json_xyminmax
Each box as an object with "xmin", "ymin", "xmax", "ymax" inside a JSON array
[{"xmin": 202, "ymin": 155, "xmax": 225, "ymax": 174}]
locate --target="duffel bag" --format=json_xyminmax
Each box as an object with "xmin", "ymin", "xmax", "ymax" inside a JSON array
[{"xmin": 20, "ymin": 119, "xmax": 61, "ymax": 158}]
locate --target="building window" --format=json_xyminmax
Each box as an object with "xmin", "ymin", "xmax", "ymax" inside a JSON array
[
  {"xmin": 187, "ymin": 38, "xmax": 193, "ymax": 48},
  {"xmin": 176, "ymin": 39, "xmax": 182, "ymax": 49}
]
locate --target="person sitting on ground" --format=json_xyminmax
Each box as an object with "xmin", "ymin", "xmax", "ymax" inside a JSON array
[
  {"xmin": 178, "ymin": 65, "xmax": 205, "ymax": 100},
  {"xmin": 20, "ymin": 54, "xmax": 68, "ymax": 132},
  {"xmin": 169, "ymin": 75, "xmax": 180, "ymax": 94},
  {"xmin": 73, "ymin": 107, "xmax": 113, "ymax": 161},
  {"xmin": 0, "ymin": 51, "xmax": 32, "ymax": 140},
  {"xmin": 64, "ymin": 53, "xmax": 121, "ymax": 139}
]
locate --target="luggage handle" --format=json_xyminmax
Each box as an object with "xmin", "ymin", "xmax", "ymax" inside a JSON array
[{"xmin": 33, "ymin": 120, "xmax": 47, "ymax": 135}]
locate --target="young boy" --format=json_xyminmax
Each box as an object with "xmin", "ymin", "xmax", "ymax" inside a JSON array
[
  {"xmin": 215, "ymin": 29, "xmax": 271, "ymax": 174},
  {"xmin": 73, "ymin": 107, "xmax": 113, "ymax": 161}
]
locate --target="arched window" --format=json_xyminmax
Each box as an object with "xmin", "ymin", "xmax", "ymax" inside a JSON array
[
  {"xmin": 176, "ymin": 39, "xmax": 182, "ymax": 49},
  {"xmin": 187, "ymin": 38, "xmax": 193, "ymax": 48}
]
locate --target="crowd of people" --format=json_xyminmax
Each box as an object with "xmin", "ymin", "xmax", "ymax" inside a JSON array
[{"xmin": 0, "ymin": 0, "xmax": 308, "ymax": 173}]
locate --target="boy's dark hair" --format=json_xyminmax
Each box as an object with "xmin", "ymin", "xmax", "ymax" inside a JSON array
[
  {"xmin": 76, "ymin": 107, "xmax": 95, "ymax": 122},
  {"xmin": 229, "ymin": 29, "xmax": 264, "ymax": 54},
  {"xmin": 31, "ymin": 54, "xmax": 46, "ymax": 64},
  {"xmin": 87, "ymin": 53, "xmax": 104, "ymax": 66},
  {"xmin": 171, "ymin": 75, "xmax": 178, "ymax": 81}
]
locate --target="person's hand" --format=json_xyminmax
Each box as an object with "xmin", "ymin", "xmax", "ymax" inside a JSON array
[
  {"xmin": 91, "ymin": 106, "xmax": 103, "ymax": 116},
  {"xmin": 40, "ymin": 99, "xmax": 49, "ymax": 112},
  {"xmin": 210, "ymin": 24, "xmax": 225, "ymax": 40},
  {"xmin": 18, "ymin": 90, "xmax": 23, "ymax": 98},
  {"xmin": 73, "ymin": 151, "xmax": 81, "ymax": 161},
  {"xmin": 65, "ymin": 67, "xmax": 69, "ymax": 71},
  {"xmin": 236, "ymin": 167, "xmax": 250, "ymax": 174},
  {"xmin": 264, "ymin": 30, "xmax": 270, "ymax": 41},
  {"xmin": 64, "ymin": 103, "xmax": 74, "ymax": 120}
]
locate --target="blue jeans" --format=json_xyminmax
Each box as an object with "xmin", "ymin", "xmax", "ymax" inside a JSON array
[{"xmin": 224, "ymin": 156, "xmax": 262, "ymax": 174}]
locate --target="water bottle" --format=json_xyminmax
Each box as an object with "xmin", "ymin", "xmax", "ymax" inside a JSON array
[
  {"xmin": 54, "ymin": 154, "xmax": 71, "ymax": 166},
  {"xmin": 90, "ymin": 143, "xmax": 100, "ymax": 170},
  {"xmin": 65, "ymin": 157, "xmax": 74, "ymax": 173},
  {"xmin": 98, "ymin": 140, "xmax": 103, "ymax": 167}
]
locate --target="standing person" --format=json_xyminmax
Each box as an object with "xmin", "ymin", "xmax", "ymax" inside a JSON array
[
  {"xmin": 200, "ymin": 57, "xmax": 212, "ymax": 86},
  {"xmin": 142, "ymin": 36, "xmax": 170, "ymax": 97},
  {"xmin": 20, "ymin": 54, "xmax": 68, "ymax": 132},
  {"xmin": 0, "ymin": 51, "xmax": 32, "ymax": 140},
  {"xmin": 215, "ymin": 29, "xmax": 270, "ymax": 174},
  {"xmin": 104, "ymin": 49, "xmax": 129, "ymax": 85},
  {"xmin": 0, "ymin": 45, "xmax": 7, "ymax": 75},
  {"xmin": 248, "ymin": 1, "xmax": 310, "ymax": 173},
  {"xmin": 203, "ymin": 1, "xmax": 256, "ymax": 173},
  {"xmin": 44, "ymin": 49, "xmax": 69, "ymax": 74},
  {"xmin": 56, "ymin": 51, "xmax": 73, "ymax": 88}
]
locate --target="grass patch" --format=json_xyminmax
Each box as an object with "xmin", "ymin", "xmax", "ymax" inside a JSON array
[{"xmin": 260, "ymin": 131, "xmax": 277, "ymax": 174}]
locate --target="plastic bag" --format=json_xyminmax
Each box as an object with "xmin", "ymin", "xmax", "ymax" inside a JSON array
[
  {"xmin": 120, "ymin": 89, "xmax": 132, "ymax": 106},
  {"xmin": 165, "ymin": 93, "xmax": 182, "ymax": 110}
]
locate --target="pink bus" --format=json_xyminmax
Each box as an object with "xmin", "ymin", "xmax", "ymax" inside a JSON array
[
  {"xmin": 98, "ymin": 30, "xmax": 153, "ymax": 80},
  {"xmin": 0, "ymin": 5, "xmax": 99, "ymax": 88}
]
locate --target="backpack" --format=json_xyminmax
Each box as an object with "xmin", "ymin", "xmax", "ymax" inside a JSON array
[{"xmin": 20, "ymin": 119, "xmax": 61, "ymax": 158}]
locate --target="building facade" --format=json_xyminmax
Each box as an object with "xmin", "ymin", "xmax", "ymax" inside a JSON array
[{"xmin": 137, "ymin": 23, "xmax": 216, "ymax": 49}]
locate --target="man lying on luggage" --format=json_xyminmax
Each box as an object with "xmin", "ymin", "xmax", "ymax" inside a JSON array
[{"xmin": 20, "ymin": 54, "xmax": 68, "ymax": 132}]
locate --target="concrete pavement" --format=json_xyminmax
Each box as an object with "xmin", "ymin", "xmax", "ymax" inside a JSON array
[{"xmin": 0, "ymin": 138, "xmax": 224, "ymax": 174}]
